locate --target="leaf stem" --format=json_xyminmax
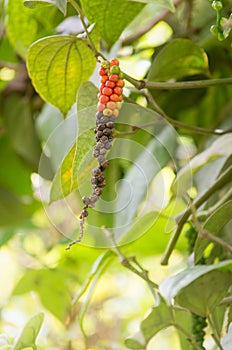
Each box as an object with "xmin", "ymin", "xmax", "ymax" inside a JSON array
[
  {"xmin": 161, "ymin": 165, "xmax": 232, "ymax": 265},
  {"xmin": 68, "ymin": 0, "xmax": 105, "ymax": 60}
]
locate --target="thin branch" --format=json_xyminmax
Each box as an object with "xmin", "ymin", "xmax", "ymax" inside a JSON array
[
  {"xmin": 123, "ymin": 72, "xmax": 232, "ymax": 90},
  {"xmin": 121, "ymin": 0, "xmax": 182, "ymax": 46},
  {"xmin": 161, "ymin": 165, "xmax": 232, "ymax": 265},
  {"xmin": 102, "ymin": 227, "xmax": 158, "ymax": 296},
  {"xmin": 144, "ymin": 89, "xmax": 232, "ymax": 136}
]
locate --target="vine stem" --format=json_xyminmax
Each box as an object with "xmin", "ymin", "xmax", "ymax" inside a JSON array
[
  {"xmin": 161, "ymin": 165, "xmax": 232, "ymax": 265},
  {"xmin": 68, "ymin": 0, "xmax": 105, "ymax": 60},
  {"xmin": 123, "ymin": 72, "xmax": 232, "ymax": 90}
]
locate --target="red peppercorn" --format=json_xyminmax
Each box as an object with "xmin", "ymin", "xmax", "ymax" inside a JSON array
[
  {"xmin": 116, "ymin": 79, "xmax": 125, "ymax": 88},
  {"xmin": 102, "ymin": 87, "xmax": 113, "ymax": 96},
  {"xmin": 99, "ymin": 95, "xmax": 109, "ymax": 104},
  {"xmin": 109, "ymin": 74, "xmax": 119, "ymax": 82},
  {"xmin": 110, "ymin": 58, "xmax": 119, "ymax": 66},
  {"xmin": 114, "ymin": 86, "xmax": 122, "ymax": 95},
  {"xmin": 99, "ymin": 67, "xmax": 106, "ymax": 76},
  {"xmin": 99, "ymin": 83, "xmax": 105, "ymax": 93},
  {"xmin": 105, "ymin": 80, "xmax": 115, "ymax": 88},
  {"xmin": 101, "ymin": 75, "xmax": 109, "ymax": 83},
  {"xmin": 118, "ymin": 95, "xmax": 123, "ymax": 102},
  {"xmin": 110, "ymin": 94, "xmax": 119, "ymax": 102}
]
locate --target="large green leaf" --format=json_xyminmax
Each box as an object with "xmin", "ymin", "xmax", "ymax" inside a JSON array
[
  {"xmin": 27, "ymin": 36, "xmax": 96, "ymax": 115},
  {"xmin": 24, "ymin": 0, "xmax": 67, "ymax": 15},
  {"xmin": 7, "ymin": 0, "xmax": 60, "ymax": 57},
  {"xmin": 194, "ymin": 201, "xmax": 232, "ymax": 263},
  {"xmin": 13, "ymin": 313, "xmax": 44, "ymax": 350},
  {"xmin": 160, "ymin": 260, "xmax": 232, "ymax": 316},
  {"xmin": 128, "ymin": 0, "xmax": 175, "ymax": 11},
  {"xmin": 80, "ymin": 0, "xmax": 144, "ymax": 48},
  {"xmin": 172, "ymin": 134, "xmax": 232, "ymax": 196},
  {"xmin": 13, "ymin": 269, "xmax": 72, "ymax": 321},
  {"xmin": 148, "ymin": 38, "xmax": 209, "ymax": 81},
  {"xmin": 50, "ymin": 82, "xmax": 98, "ymax": 201},
  {"xmin": 7, "ymin": 0, "xmax": 38, "ymax": 58},
  {"xmin": 175, "ymin": 270, "xmax": 232, "ymax": 317}
]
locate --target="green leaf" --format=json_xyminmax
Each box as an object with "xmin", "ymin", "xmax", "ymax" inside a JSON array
[
  {"xmin": 148, "ymin": 38, "xmax": 209, "ymax": 81},
  {"xmin": 128, "ymin": 0, "xmax": 175, "ymax": 12},
  {"xmin": 172, "ymin": 134, "xmax": 232, "ymax": 196},
  {"xmin": 13, "ymin": 269, "xmax": 71, "ymax": 321},
  {"xmin": 160, "ymin": 260, "xmax": 232, "ymax": 316},
  {"xmin": 115, "ymin": 125, "xmax": 176, "ymax": 236},
  {"xmin": 13, "ymin": 313, "xmax": 44, "ymax": 350},
  {"xmin": 24, "ymin": 0, "xmax": 67, "ymax": 15},
  {"xmin": 175, "ymin": 270, "xmax": 232, "ymax": 317},
  {"xmin": 6, "ymin": 0, "xmax": 61, "ymax": 57},
  {"xmin": 141, "ymin": 298, "xmax": 174, "ymax": 343},
  {"xmin": 7, "ymin": 0, "xmax": 38, "ymax": 58},
  {"xmin": 125, "ymin": 338, "xmax": 144, "ymax": 350},
  {"xmin": 80, "ymin": 0, "xmax": 144, "ymax": 48},
  {"xmin": 194, "ymin": 201, "xmax": 232, "ymax": 263},
  {"xmin": 0, "ymin": 188, "xmax": 26, "ymax": 226},
  {"xmin": 50, "ymin": 82, "xmax": 98, "ymax": 201},
  {"xmin": 27, "ymin": 35, "xmax": 96, "ymax": 115}
]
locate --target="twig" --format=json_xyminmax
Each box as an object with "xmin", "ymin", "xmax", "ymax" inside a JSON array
[
  {"xmin": 198, "ymin": 188, "xmax": 232, "ymax": 217},
  {"xmin": 161, "ymin": 165, "xmax": 232, "ymax": 265},
  {"xmin": 144, "ymin": 89, "xmax": 232, "ymax": 136},
  {"xmin": 102, "ymin": 226, "xmax": 158, "ymax": 296},
  {"xmin": 200, "ymin": 230, "xmax": 232, "ymax": 255}
]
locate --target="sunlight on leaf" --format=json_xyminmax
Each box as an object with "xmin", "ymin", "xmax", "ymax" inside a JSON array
[{"xmin": 148, "ymin": 38, "xmax": 209, "ymax": 81}]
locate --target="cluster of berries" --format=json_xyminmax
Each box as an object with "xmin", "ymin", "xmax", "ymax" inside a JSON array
[{"xmin": 66, "ymin": 58, "xmax": 124, "ymax": 249}]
